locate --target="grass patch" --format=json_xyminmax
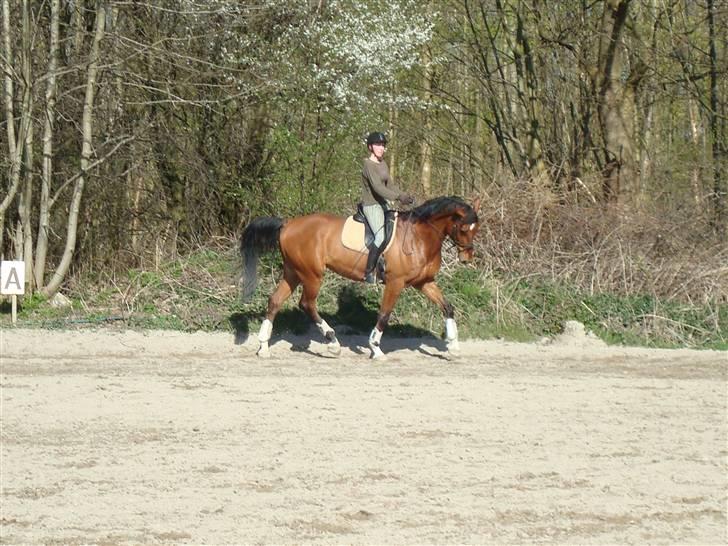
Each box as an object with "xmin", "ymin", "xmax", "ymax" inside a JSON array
[
  {"xmin": 510, "ymin": 277, "xmax": 727, "ymax": 349},
  {"xmin": 2, "ymin": 245, "xmax": 725, "ymax": 350}
]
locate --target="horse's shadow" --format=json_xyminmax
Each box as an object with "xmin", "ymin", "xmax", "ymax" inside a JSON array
[{"xmin": 230, "ymin": 285, "xmax": 448, "ymax": 358}]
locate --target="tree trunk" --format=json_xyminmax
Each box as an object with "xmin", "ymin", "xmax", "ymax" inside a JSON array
[
  {"xmin": 1, "ymin": 0, "xmax": 16, "ymax": 258},
  {"xmin": 19, "ymin": 111, "xmax": 35, "ymax": 287},
  {"xmin": 388, "ymin": 83, "xmax": 398, "ymax": 180},
  {"xmin": 43, "ymin": 0, "xmax": 106, "ymax": 297},
  {"xmin": 1, "ymin": 0, "xmax": 33, "ymax": 260},
  {"xmin": 35, "ymin": 0, "xmax": 60, "ymax": 289},
  {"xmin": 623, "ymin": 58, "xmax": 647, "ymax": 207},
  {"xmin": 687, "ymin": 97, "xmax": 703, "ymax": 206},
  {"xmin": 18, "ymin": 0, "xmax": 34, "ymax": 288},
  {"xmin": 515, "ymin": 8, "xmax": 549, "ymax": 181},
  {"xmin": 597, "ymin": 0, "xmax": 634, "ymax": 203},
  {"xmin": 71, "ymin": 0, "xmax": 86, "ymax": 58},
  {"xmin": 707, "ymin": 0, "xmax": 726, "ymax": 234},
  {"xmin": 420, "ymin": 43, "xmax": 433, "ymax": 197}
]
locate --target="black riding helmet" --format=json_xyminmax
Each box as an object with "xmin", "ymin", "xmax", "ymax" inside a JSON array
[{"xmin": 366, "ymin": 131, "xmax": 387, "ymax": 146}]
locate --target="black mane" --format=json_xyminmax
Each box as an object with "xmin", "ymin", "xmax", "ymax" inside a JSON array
[{"xmin": 407, "ymin": 196, "xmax": 478, "ymax": 223}]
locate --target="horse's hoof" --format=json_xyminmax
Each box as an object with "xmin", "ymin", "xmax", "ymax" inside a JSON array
[
  {"xmin": 257, "ymin": 348, "xmax": 271, "ymax": 359},
  {"xmin": 445, "ymin": 349, "xmax": 460, "ymax": 361},
  {"xmin": 328, "ymin": 342, "xmax": 341, "ymax": 357},
  {"xmin": 445, "ymin": 341, "xmax": 461, "ymax": 361},
  {"xmin": 370, "ymin": 349, "xmax": 387, "ymax": 360}
]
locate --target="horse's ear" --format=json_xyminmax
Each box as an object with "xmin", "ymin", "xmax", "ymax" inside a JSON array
[{"xmin": 471, "ymin": 196, "xmax": 481, "ymax": 213}]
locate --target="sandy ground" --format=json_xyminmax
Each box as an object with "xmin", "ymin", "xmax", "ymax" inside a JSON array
[{"xmin": 0, "ymin": 326, "xmax": 726, "ymax": 545}]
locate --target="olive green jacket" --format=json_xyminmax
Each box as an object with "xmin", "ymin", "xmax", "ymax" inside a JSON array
[{"xmin": 361, "ymin": 158, "xmax": 405, "ymax": 206}]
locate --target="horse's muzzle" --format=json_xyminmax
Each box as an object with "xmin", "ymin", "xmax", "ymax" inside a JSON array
[{"xmin": 458, "ymin": 248, "xmax": 475, "ymax": 263}]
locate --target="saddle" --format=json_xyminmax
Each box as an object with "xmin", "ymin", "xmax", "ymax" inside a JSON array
[{"xmin": 341, "ymin": 204, "xmax": 397, "ymax": 253}]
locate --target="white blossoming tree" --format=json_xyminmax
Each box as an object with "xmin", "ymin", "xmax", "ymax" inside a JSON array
[
  {"xmin": 188, "ymin": 0, "xmax": 435, "ymax": 212},
  {"xmin": 154, "ymin": 0, "xmax": 434, "ymax": 214}
]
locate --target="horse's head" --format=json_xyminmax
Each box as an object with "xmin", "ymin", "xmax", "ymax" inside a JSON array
[
  {"xmin": 410, "ymin": 196, "xmax": 481, "ymax": 262},
  {"xmin": 449, "ymin": 197, "xmax": 480, "ymax": 263},
  {"xmin": 412, "ymin": 197, "xmax": 480, "ymax": 262}
]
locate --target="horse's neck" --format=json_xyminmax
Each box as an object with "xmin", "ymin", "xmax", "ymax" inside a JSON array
[
  {"xmin": 415, "ymin": 214, "xmax": 451, "ymax": 239},
  {"xmin": 404, "ymin": 215, "xmax": 450, "ymax": 255}
]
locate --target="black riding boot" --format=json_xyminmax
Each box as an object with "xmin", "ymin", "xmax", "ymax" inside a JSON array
[{"xmin": 364, "ymin": 244, "xmax": 382, "ymax": 283}]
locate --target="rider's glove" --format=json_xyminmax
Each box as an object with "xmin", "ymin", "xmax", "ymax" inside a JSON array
[{"xmin": 398, "ymin": 194, "xmax": 415, "ymax": 206}]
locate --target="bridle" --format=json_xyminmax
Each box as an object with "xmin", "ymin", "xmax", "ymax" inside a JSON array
[
  {"xmin": 420, "ymin": 216, "xmax": 476, "ymax": 251},
  {"xmin": 402, "ymin": 199, "xmax": 477, "ymax": 252},
  {"xmin": 449, "ymin": 222, "xmax": 475, "ymax": 251}
]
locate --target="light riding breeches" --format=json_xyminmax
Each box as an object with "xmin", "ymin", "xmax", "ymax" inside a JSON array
[{"xmin": 361, "ymin": 203, "xmax": 386, "ymax": 248}]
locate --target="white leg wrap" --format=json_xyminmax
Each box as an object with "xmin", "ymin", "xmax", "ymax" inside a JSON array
[
  {"xmin": 445, "ymin": 318, "xmax": 460, "ymax": 356},
  {"xmin": 257, "ymin": 319, "xmax": 273, "ymax": 358},
  {"xmin": 445, "ymin": 318, "xmax": 458, "ymax": 342},
  {"xmin": 368, "ymin": 327, "xmax": 385, "ymax": 359},
  {"xmin": 318, "ymin": 319, "xmax": 341, "ymax": 356},
  {"xmin": 317, "ymin": 319, "xmax": 334, "ymax": 338},
  {"xmin": 258, "ymin": 319, "xmax": 273, "ymax": 343}
]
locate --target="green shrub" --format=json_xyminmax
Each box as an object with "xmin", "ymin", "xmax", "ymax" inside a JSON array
[{"xmin": 3, "ymin": 244, "xmax": 725, "ymax": 350}]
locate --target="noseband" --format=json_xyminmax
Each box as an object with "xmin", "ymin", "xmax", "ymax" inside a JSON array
[
  {"xmin": 453, "ymin": 241, "xmax": 474, "ymax": 251},
  {"xmin": 449, "ymin": 222, "xmax": 475, "ymax": 251}
]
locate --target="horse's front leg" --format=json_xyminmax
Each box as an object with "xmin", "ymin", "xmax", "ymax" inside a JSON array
[
  {"xmin": 368, "ymin": 281, "xmax": 405, "ymax": 359},
  {"xmin": 417, "ymin": 281, "xmax": 460, "ymax": 359}
]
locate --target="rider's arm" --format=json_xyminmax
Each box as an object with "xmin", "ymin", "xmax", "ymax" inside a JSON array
[{"xmin": 364, "ymin": 161, "xmax": 404, "ymax": 202}]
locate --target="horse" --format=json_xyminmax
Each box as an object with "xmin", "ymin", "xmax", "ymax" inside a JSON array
[{"xmin": 240, "ymin": 196, "xmax": 481, "ymax": 359}]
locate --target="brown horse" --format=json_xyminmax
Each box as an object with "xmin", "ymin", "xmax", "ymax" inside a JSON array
[{"xmin": 240, "ymin": 196, "xmax": 480, "ymax": 359}]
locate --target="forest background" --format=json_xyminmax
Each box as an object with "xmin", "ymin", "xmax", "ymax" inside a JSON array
[{"xmin": 1, "ymin": 0, "xmax": 726, "ymax": 348}]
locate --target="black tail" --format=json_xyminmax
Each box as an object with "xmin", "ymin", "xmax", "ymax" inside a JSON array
[{"xmin": 240, "ymin": 216, "xmax": 284, "ymax": 301}]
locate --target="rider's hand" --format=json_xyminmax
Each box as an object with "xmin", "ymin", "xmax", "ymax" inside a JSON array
[{"xmin": 398, "ymin": 194, "xmax": 415, "ymax": 206}]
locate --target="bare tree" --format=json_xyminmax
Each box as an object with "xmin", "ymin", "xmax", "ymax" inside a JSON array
[
  {"xmin": 707, "ymin": 0, "xmax": 726, "ymax": 234},
  {"xmin": 34, "ymin": 0, "xmax": 60, "ymax": 289},
  {"xmin": 420, "ymin": 42, "xmax": 434, "ymax": 196},
  {"xmin": 43, "ymin": 0, "xmax": 106, "ymax": 296},
  {"xmin": 0, "ymin": 0, "xmax": 32, "ymax": 260},
  {"xmin": 596, "ymin": 0, "xmax": 634, "ymax": 203},
  {"xmin": 16, "ymin": 0, "xmax": 34, "ymax": 286}
]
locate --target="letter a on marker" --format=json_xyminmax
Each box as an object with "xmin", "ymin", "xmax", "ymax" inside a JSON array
[{"xmin": 0, "ymin": 261, "xmax": 25, "ymax": 295}]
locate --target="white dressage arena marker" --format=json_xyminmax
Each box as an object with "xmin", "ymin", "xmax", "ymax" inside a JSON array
[{"xmin": 1, "ymin": 260, "xmax": 25, "ymax": 324}]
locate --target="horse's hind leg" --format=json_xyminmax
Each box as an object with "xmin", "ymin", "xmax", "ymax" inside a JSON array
[
  {"xmin": 368, "ymin": 279, "xmax": 405, "ymax": 359},
  {"xmin": 258, "ymin": 266, "xmax": 299, "ymax": 358},
  {"xmin": 298, "ymin": 273, "xmax": 341, "ymax": 357}
]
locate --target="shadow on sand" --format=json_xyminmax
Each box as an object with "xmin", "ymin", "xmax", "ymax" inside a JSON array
[{"xmin": 230, "ymin": 285, "xmax": 449, "ymax": 359}]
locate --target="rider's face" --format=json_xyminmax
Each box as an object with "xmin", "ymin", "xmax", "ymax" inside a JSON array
[{"xmin": 369, "ymin": 142, "xmax": 386, "ymax": 161}]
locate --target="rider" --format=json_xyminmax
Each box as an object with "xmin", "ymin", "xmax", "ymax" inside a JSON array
[{"xmin": 361, "ymin": 131, "xmax": 414, "ymax": 283}]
